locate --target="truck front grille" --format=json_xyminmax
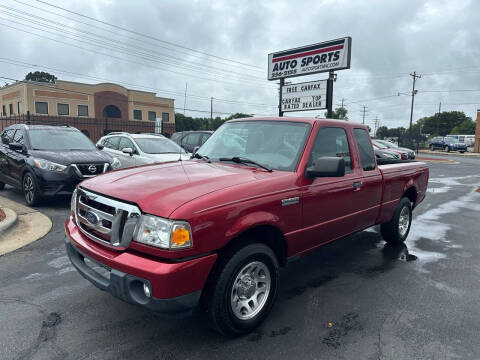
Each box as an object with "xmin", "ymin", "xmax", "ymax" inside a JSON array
[{"xmin": 74, "ymin": 188, "xmax": 141, "ymax": 250}]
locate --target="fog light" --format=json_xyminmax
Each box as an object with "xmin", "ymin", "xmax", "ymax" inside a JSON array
[{"xmin": 143, "ymin": 283, "xmax": 151, "ymax": 298}]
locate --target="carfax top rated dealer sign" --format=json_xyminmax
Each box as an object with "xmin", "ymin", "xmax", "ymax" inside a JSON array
[{"xmin": 268, "ymin": 37, "xmax": 352, "ymax": 80}]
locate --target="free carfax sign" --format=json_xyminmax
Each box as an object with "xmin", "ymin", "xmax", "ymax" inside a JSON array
[{"xmin": 268, "ymin": 37, "xmax": 352, "ymax": 80}]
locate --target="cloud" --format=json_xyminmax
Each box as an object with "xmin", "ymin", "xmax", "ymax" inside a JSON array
[{"xmin": 0, "ymin": 0, "xmax": 479, "ymax": 129}]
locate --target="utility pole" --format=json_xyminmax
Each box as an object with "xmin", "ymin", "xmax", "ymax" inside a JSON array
[
  {"xmin": 436, "ymin": 101, "xmax": 441, "ymax": 135},
  {"xmin": 183, "ymin": 83, "xmax": 187, "ymax": 114},
  {"xmin": 360, "ymin": 105, "xmax": 368, "ymax": 125},
  {"xmin": 210, "ymin": 97, "xmax": 213, "ymax": 123},
  {"xmin": 409, "ymin": 71, "xmax": 421, "ymax": 138},
  {"xmin": 374, "ymin": 116, "xmax": 379, "ymax": 137}
]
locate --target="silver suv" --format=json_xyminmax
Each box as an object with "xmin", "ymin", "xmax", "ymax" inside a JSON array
[{"xmin": 97, "ymin": 133, "xmax": 190, "ymax": 169}]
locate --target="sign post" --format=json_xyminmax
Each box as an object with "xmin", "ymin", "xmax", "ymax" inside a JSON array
[{"xmin": 268, "ymin": 37, "xmax": 351, "ymax": 117}]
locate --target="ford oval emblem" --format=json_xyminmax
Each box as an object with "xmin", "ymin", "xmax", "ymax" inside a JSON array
[{"xmin": 84, "ymin": 210, "xmax": 100, "ymax": 226}]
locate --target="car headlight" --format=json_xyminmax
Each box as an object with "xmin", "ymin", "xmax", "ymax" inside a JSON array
[
  {"xmin": 33, "ymin": 158, "xmax": 66, "ymax": 172},
  {"xmin": 110, "ymin": 157, "xmax": 121, "ymax": 170},
  {"xmin": 134, "ymin": 214, "xmax": 193, "ymax": 249}
]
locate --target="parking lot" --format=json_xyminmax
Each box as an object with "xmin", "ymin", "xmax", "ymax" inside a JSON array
[{"xmin": 0, "ymin": 153, "xmax": 479, "ymax": 360}]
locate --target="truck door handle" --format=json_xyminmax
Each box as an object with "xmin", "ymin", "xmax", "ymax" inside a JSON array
[{"xmin": 353, "ymin": 181, "xmax": 362, "ymax": 190}]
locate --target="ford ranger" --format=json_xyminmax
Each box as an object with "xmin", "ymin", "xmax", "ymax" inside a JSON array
[{"xmin": 65, "ymin": 117, "xmax": 429, "ymax": 335}]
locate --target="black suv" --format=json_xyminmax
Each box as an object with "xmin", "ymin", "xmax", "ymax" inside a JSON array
[
  {"xmin": 0, "ymin": 124, "xmax": 121, "ymax": 205},
  {"xmin": 171, "ymin": 131, "xmax": 213, "ymax": 153}
]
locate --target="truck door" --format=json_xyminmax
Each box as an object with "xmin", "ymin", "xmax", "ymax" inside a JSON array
[
  {"xmin": 300, "ymin": 126, "xmax": 367, "ymax": 252},
  {"xmin": 351, "ymin": 128, "xmax": 383, "ymax": 227}
]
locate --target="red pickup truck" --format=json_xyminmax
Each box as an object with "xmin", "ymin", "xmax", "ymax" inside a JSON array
[{"xmin": 65, "ymin": 117, "xmax": 429, "ymax": 335}]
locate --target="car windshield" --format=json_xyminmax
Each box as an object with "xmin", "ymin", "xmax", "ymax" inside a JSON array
[
  {"xmin": 379, "ymin": 140, "xmax": 398, "ymax": 148},
  {"xmin": 373, "ymin": 140, "xmax": 388, "ymax": 149},
  {"xmin": 198, "ymin": 120, "xmax": 311, "ymax": 171},
  {"xmin": 135, "ymin": 137, "xmax": 186, "ymax": 154},
  {"xmin": 28, "ymin": 129, "xmax": 95, "ymax": 151}
]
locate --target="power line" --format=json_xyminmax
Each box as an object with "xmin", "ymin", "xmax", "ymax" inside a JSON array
[{"xmin": 29, "ymin": 0, "xmax": 261, "ymax": 69}]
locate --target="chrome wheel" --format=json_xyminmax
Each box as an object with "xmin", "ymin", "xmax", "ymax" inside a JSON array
[
  {"xmin": 23, "ymin": 175, "xmax": 35, "ymax": 204},
  {"xmin": 398, "ymin": 206, "xmax": 410, "ymax": 238},
  {"xmin": 230, "ymin": 261, "xmax": 271, "ymax": 320}
]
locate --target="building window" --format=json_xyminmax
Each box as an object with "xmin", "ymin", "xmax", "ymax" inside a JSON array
[
  {"xmin": 57, "ymin": 103, "xmax": 69, "ymax": 116},
  {"xmin": 9, "ymin": 103, "xmax": 13, "ymax": 115},
  {"xmin": 17, "ymin": 102, "xmax": 22, "ymax": 114},
  {"xmin": 78, "ymin": 105, "xmax": 88, "ymax": 117},
  {"xmin": 35, "ymin": 101, "xmax": 48, "ymax": 114},
  {"xmin": 2, "ymin": 105, "xmax": 6, "ymax": 116},
  {"xmin": 148, "ymin": 111, "xmax": 156, "ymax": 121},
  {"xmin": 162, "ymin": 112, "xmax": 169, "ymax": 122},
  {"xmin": 133, "ymin": 109, "xmax": 142, "ymax": 120}
]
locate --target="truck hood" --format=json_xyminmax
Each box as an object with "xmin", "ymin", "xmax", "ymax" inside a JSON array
[{"xmin": 80, "ymin": 161, "xmax": 259, "ymax": 217}]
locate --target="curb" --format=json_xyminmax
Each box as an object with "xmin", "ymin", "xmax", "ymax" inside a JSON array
[
  {"xmin": 418, "ymin": 150, "xmax": 480, "ymax": 158},
  {"xmin": 0, "ymin": 197, "xmax": 52, "ymax": 256},
  {"xmin": 0, "ymin": 208, "xmax": 18, "ymax": 233}
]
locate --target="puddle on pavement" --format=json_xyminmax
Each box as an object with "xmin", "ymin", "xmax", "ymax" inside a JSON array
[{"xmin": 382, "ymin": 243, "xmax": 418, "ymax": 262}]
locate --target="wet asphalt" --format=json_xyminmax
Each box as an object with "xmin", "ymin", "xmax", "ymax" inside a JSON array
[{"xmin": 0, "ymin": 153, "xmax": 479, "ymax": 360}]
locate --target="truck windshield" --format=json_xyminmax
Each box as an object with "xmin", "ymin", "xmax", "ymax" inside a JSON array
[
  {"xmin": 135, "ymin": 137, "xmax": 186, "ymax": 154},
  {"xmin": 28, "ymin": 129, "xmax": 95, "ymax": 151},
  {"xmin": 198, "ymin": 120, "xmax": 310, "ymax": 171}
]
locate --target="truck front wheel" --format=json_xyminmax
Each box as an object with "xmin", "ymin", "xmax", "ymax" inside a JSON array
[
  {"xmin": 380, "ymin": 197, "xmax": 412, "ymax": 244},
  {"xmin": 204, "ymin": 243, "xmax": 279, "ymax": 335}
]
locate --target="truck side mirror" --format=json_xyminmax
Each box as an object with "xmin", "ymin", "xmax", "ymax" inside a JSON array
[
  {"xmin": 96, "ymin": 144, "xmax": 104, "ymax": 150},
  {"xmin": 8, "ymin": 142, "xmax": 24, "ymax": 152},
  {"xmin": 306, "ymin": 157, "xmax": 345, "ymax": 178}
]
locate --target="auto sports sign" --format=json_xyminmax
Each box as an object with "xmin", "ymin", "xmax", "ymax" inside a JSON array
[{"xmin": 268, "ymin": 37, "xmax": 351, "ymax": 80}]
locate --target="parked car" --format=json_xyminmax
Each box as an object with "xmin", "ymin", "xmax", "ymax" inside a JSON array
[
  {"xmin": 372, "ymin": 140, "xmax": 408, "ymax": 160},
  {"xmin": 372, "ymin": 142, "xmax": 401, "ymax": 160},
  {"xmin": 171, "ymin": 131, "xmax": 213, "ymax": 153},
  {"xmin": 97, "ymin": 133, "xmax": 190, "ymax": 168},
  {"xmin": 429, "ymin": 136, "xmax": 467, "ymax": 153},
  {"xmin": 374, "ymin": 139, "xmax": 415, "ymax": 159},
  {"xmin": 0, "ymin": 124, "xmax": 120, "ymax": 206},
  {"xmin": 66, "ymin": 117, "xmax": 429, "ymax": 335}
]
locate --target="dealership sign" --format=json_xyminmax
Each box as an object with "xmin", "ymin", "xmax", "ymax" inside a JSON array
[
  {"xmin": 281, "ymin": 80, "xmax": 327, "ymax": 112},
  {"xmin": 268, "ymin": 37, "xmax": 351, "ymax": 80}
]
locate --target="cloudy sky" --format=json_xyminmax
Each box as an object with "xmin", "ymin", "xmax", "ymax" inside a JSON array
[{"xmin": 1, "ymin": 0, "xmax": 479, "ymax": 131}]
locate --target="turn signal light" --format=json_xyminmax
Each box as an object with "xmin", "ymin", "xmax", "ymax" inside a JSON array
[{"xmin": 171, "ymin": 226, "xmax": 191, "ymax": 247}]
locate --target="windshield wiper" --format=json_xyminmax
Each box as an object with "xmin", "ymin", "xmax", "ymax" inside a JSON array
[
  {"xmin": 193, "ymin": 152, "xmax": 211, "ymax": 162},
  {"xmin": 219, "ymin": 157, "xmax": 272, "ymax": 172}
]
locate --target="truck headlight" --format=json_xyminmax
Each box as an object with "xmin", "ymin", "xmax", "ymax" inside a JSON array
[
  {"xmin": 134, "ymin": 214, "xmax": 193, "ymax": 249},
  {"xmin": 33, "ymin": 158, "xmax": 66, "ymax": 172}
]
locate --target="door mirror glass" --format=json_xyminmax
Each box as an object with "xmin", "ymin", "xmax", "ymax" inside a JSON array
[
  {"xmin": 122, "ymin": 147, "xmax": 134, "ymax": 156},
  {"xmin": 306, "ymin": 156, "xmax": 345, "ymax": 178},
  {"xmin": 192, "ymin": 146, "xmax": 199, "ymax": 156},
  {"xmin": 9, "ymin": 142, "xmax": 24, "ymax": 152}
]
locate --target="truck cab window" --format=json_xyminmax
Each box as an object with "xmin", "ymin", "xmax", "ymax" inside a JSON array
[
  {"xmin": 308, "ymin": 127, "xmax": 353, "ymax": 172},
  {"xmin": 354, "ymin": 128, "xmax": 376, "ymax": 171}
]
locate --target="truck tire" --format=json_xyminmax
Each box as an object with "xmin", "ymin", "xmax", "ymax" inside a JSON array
[
  {"xmin": 444, "ymin": 146, "xmax": 450, "ymax": 152},
  {"xmin": 204, "ymin": 243, "xmax": 279, "ymax": 336},
  {"xmin": 380, "ymin": 197, "xmax": 412, "ymax": 244},
  {"xmin": 429, "ymin": 144, "xmax": 434, "ymax": 151}
]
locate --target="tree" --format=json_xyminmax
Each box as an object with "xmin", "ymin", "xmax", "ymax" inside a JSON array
[
  {"xmin": 324, "ymin": 106, "xmax": 348, "ymax": 120},
  {"xmin": 418, "ymin": 111, "xmax": 472, "ymax": 136},
  {"xmin": 25, "ymin": 71, "xmax": 57, "ymax": 84},
  {"xmin": 451, "ymin": 119, "xmax": 476, "ymax": 135}
]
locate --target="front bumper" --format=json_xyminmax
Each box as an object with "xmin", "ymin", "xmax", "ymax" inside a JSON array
[
  {"xmin": 65, "ymin": 217, "xmax": 217, "ymax": 316},
  {"xmin": 34, "ymin": 167, "xmax": 88, "ymax": 196}
]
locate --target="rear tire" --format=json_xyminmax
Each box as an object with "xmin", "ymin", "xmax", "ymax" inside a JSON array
[
  {"xmin": 22, "ymin": 172, "xmax": 40, "ymax": 206},
  {"xmin": 444, "ymin": 146, "xmax": 450, "ymax": 152},
  {"xmin": 204, "ymin": 243, "xmax": 279, "ymax": 336},
  {"xmin": 429, "ymin": 144, "xmax": 434, "ymax": 151},
  {"xmin": 380, "ymin": 197, "xmax": 412, "ymax": 244}
]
